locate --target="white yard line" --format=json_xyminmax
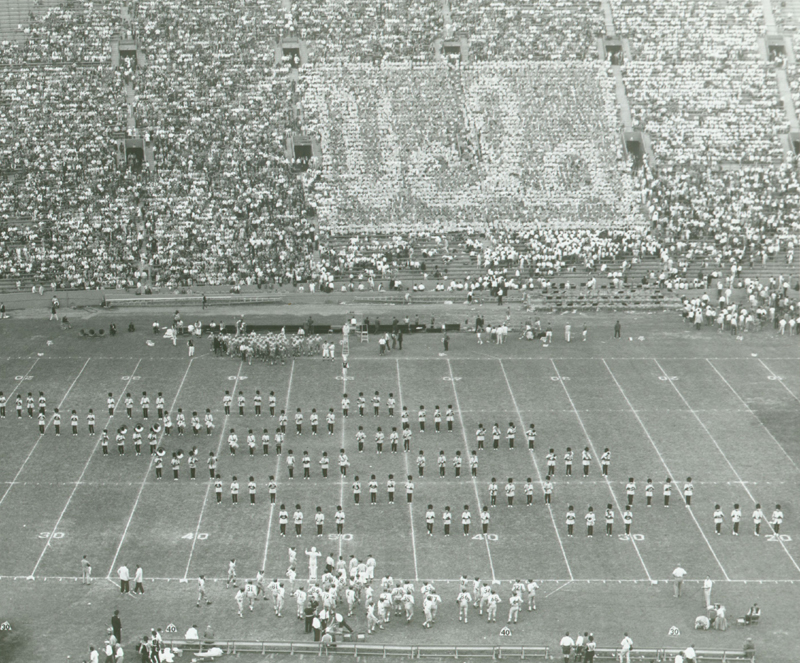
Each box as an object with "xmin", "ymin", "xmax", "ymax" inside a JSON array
[
  {"xmin": 0, "ymin": 358, "xmax": 90, "ymax": 510},
  {"xmin": 758, "ymin": 358, "xmax": 800, "ymax": 404},
  {"xmin": 543, "ymin": 581, "xmax": 573, "ymax": 599},
  {"xmin": 260, "ymin": 360, "xmax": 295, "ymax": 573},
  {"xmin": 0, "ymin": 478, "xmax": 790, "ymax": 487},
  {"xmin": 106, "ymin": 358, "xmax": 194, "ymax": 579},
  {"xmin": 337, "ymin": 357, "xmax": 348, "ymax": 561},
  {"xmin": 6, "ymin": 355, "xmax": 794, "ymax": 362},
  {"xmin": 181, "ymin": 361, "xmax": 244, "ymax": 581},
  {"xmin": 602, "ymin": 360, "xmax": 731, "ymax": 581},
  {"xmin": 551, "ymin": 359, "xmax": 654, "ymax": 583},
  {"xmin": 395, "ymin": 358, "xmax": 420, "ymax": 581},
  {"xmin": 446, "ymin": 358, "xmax": 497, "ymax": 583},
  {"xmin": 654, "ymin": 359, "xmax": 800, "ymax": 576},
  {"xmin": 9, "ymin": 574, "xmax": 798, "ymax": 585},
  {"xmin": 498, "ymin": 359, "xmax": 573, "ymax": 581},
  {"xmin": 706, "ymin": 359, "xmax": 799, "ymax": 474},
  {"xmin": 2, "ymin": 357, "xmax": 40, "ymax": 402},
  {"xmin": 29, "ymin": 359, "xmax": 143, "ymax": 579}
]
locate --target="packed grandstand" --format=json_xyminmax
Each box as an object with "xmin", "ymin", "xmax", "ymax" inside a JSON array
[{"xmin": 0, "ymin": 0, "xmax": 797, "ymax": 299}]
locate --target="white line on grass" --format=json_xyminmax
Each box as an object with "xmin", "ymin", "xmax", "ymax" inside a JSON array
[
  {"xmin": 395, "ymin": 358, "xmax": 420, "ymax": 581},
  {"xmin": 551, "ymin": 359, "xmax": 654, "ymax": 583},
  {"xmin": 337, "ymin": 357, "xmax": 347, "ymax": 561},
  {"xmin": 0, "ymin": 478, "xmax": 790, "ymax": 488},
  {"xmin": 498, "ymin": 359, "xmax": 573, "ymax": 581},
  {"xmin": 106, "ymin": 358, "xmax": 194, "ymax": 579},
  {"xmin": 2, "ymin": 357, "xmax": 40, "ymax": 402},
  {"xmin": 446, "ymin": 358, "xmax": 497, "ymax": 583},
  {"xmin": 707, "ymin": 359, "xmax": 799, "ymax": 474},
  {"xmin": 0, "ymin": 358, "xmax": 90, "ymax": 511},
  {"xmin": 758, "ymin": 358, "xmax": 800, "ymax": 404},
  {"xmin": 543, "ymin": 581, "xmax": 573, "ymax": 599},
  {"xmin": 4, "ymin": 575, "xmax": 800, "ymax": 584},
  {"xmin": 602, "ymin": 359, "xmax": 730, "ymax": 581},
  {"xmin": 182, "ymin": 361, "xmax": 244, "ymax": 581},
  {"xmin": 29, "ymin": 359, "xmax": 143, "ymax": 579},
  {"xmin": 6, "ymin": 355, "xmax": 799, "ymax": 364},
  {"xmin": 260, "ymin": 360, "xmax": 295, "ymax": 573},
  {"xmin": 654, "ymin": 359, "xmax": 800, "ymax": 576}
]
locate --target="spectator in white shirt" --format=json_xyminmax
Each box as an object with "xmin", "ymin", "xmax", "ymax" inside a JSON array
[
  {"xmin": 559, "ymin": 632, "xmax": 574, "ymax": 663},
  {"xmin": 619, "ymin": 633, "xmax": 633, "ymax": 663},
  {"xmin": 672, "ymin": 565, "xmax": 687, "ymax": 597}
]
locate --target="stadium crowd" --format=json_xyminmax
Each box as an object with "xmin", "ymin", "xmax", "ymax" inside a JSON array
[
  {"xmin": 608, "ymin": 0, "xmax": 763, "ymax": 62},
  {"xmin": 0, "ymin": 0, "xmax": 797, "ymax": 303},
  {"xmin": 449, "ymin": 0, "xmax": 600, "ymax": 62},
  {"xmin": 0, "ymin": 2, "xmax": 118, "ymax": 64}
]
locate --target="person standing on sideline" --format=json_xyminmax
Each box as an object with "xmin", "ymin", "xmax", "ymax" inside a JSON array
[
  {"xmin": 585, "ymin": 634, "xmax": 596, "ymax": 662},
  {"xmin": 703, "ymin": 576, "xmax": 713, "ymax": 607},
  {"xmin": 564, "ymin": 323, "xmax": 571, "ymax": 343},
  {"xmin": 118, "ymin": 564, "xmax": 130, "ymax": 594},
  {"xmin": 559, "ymin": 632, "xmax": 574, "ymax": 663},
  {"xmin": 619, "ymin": 633, "xmax": 633, "ymax": 663},
  {"xmin": 133, "ymin": 564, "xmax": 145, "ymax": 595},
  {"xmin": 672, "ymin": 564, "xmax": 687, "ymax": 597},
  {"xmin": 81, "ymin": 555, "xmax": 92, "ymax": 584},
  {"xmin": 111, "ymin": 610, "xmax": 122, "ymax": 642},
  {"xmin": 442, "ymin": 333, "xmax": 450, "ymax": 352},
  {"xmin": 614, "ymin": 320, "xmax": 621, "ymax": 338},
  {"xmin": 188, "ymin": 339, "xmax": 195, "ymax": 357}
]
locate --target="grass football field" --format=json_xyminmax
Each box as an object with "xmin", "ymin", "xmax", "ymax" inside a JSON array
[{"xmin": 0, "ymin": 307, "xmax": 798, "ymax": 662}]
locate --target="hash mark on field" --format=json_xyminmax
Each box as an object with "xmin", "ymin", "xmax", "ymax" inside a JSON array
[
  {"xmin": 654, "ymin": 359, "xmax": 800, "ymax": 577},
  {"xmin": 499, "ymin": 359, "xmax": 573, "ymax": 581},
  {"xmin": 551, "ymin": 359, "xmax": 653, "ymax": 583},
  {"xmin": 106, "ymin": 359, "xmax": 194, "ymax": 579},
  {"xmin": 29, "ymin": 360, "xmax": 143, "ymax": 579},
  {"xmin": 603, "ymin": 360, "xmax": 730, "ymax": 580}
]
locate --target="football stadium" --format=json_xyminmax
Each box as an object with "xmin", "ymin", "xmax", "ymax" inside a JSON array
[{"xmin": 0, "ymin": 0, "xmax": 798, "ymax": 661}]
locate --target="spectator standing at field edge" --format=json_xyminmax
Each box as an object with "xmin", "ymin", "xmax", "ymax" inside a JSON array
[
  {"xmin": 672, "ymin": 565, "xmax": 687, "ymax": 597},
  {"xmin": 111, "ymin": 610, "xmax": 121, "ymax": 642},
  {"xmin": 559, "ymin": 632, "xmax": 574, "ymax": 663}
]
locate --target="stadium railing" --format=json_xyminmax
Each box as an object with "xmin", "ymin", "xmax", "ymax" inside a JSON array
[
  {"xmin": 104, "ymin": 293, "xmax": 285, "ymax": 308},
  {"xmin": 163, "ymin": 639, "xmax": 549, "ymax": 658},
  {"xmin": 163, "ymin": 639, "xmax": 753, "ymax": 661},
  {"xmin": 592, "ymin": 648, "xmax": 752, "ymax": 661}
]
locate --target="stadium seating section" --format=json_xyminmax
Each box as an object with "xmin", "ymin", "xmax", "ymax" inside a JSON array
[{"xmin": 0, "ymin": 0, "xmax": 797, "ymax": 296}]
